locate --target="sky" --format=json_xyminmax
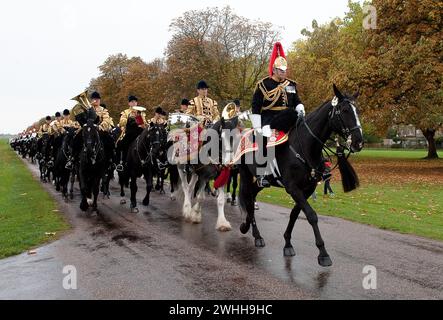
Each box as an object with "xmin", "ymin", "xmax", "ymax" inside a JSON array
[{"xmin": 0, "ymin": 0, "xmax": 352, "ymax": 134}]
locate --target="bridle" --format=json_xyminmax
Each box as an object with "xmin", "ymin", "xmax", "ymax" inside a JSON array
[
  {"xmin": 328, "ymin": 97, "xmax": 362, "ymax": 139},
  {"xmin": 82, "ymin": 123, "xmax": 103, "ymax": 165},
  {"xmin": 292, "ymin": 97, "xmax": 362, "ymax": 177}
]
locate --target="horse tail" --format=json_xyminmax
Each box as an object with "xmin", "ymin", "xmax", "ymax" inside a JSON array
[{"xmin": 337, "ymin": 153, "xmax": 359, "ymax": 193}]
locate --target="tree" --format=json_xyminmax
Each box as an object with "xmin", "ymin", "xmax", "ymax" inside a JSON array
[
  {"xmin": 166, "ymin": 6, "xmax": 281, "ymax": 108},
  {"xmin": 364, "ymin": 0, "xmax": 443, "ymax": 158}
]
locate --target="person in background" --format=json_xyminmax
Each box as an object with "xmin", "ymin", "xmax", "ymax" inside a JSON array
[{"xmin": 323, "ymin": 160, "xmax": 334, "ymax": 196}]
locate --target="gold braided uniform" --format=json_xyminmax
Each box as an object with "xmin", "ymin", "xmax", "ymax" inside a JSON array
[
  {"xmin": 93, "ymin": 106, "xmax": 114, "ymax": 132},
  {"xmin": 117, "ymin": 107, "xmax": 148, "ymax": 142},
  {"xmin": 186, "ymin": 96, "xmax": 220, "ymax": 124},
  {"xmin": 38, "ymin": 123, "xmax": 51, "ymax": 138},
  {"xmin": 148, "ymin": 116, "xmax": 167, "ymax": 126}
]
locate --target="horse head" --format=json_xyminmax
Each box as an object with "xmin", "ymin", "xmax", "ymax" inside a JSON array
[
  {"xmin": 330, "ymin": 84, "xmax": 364, "ymax": 153},
  {"xmin": 148, "ymin": 123, "xmax": 169, "ymax": 170},
  {"xmin": 81, "ymin": 119, "xmax": 102, "ymax": 165}
]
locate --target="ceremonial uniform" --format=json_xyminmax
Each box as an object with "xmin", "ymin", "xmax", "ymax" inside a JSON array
[
  {"xmin": 187, "ymin": 96, "xmax": 220, "ymax": 124},
  {"xmin": 148, "ymin": 116, "xmax": 167, "ymax": 126},
  {"xmin": 117, "ymin": 107, "xmax": 147, "ymax": 142},
  {"xmin": 252, "ymin": 77, "xmax": 302, "ymax": 126},
  {"xmin": 94, "ymin": 106, "xmax": 114, "ymax": 132},
  {"xmin": 249, "ymin": 42, "xmax": 305, "ymax": 187},
  {"xmin": 38, "ymin": 123, "xmax": 51, "ymax": 138}
]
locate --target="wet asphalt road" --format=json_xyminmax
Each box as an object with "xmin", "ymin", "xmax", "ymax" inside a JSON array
[{"xmin": 0, "ymin": 158, "xmax": 442, "ymax": 300}]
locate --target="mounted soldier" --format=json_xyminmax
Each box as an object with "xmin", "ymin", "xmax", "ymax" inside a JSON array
[
  {"xmin": 116, "ymin": 95, "xmax": 148, "ymax": 172},
  {"xmin": 249, "ymin": 42, "xmax": 305, "ymax": 187},
  {"xmin": 149, "ymin": 106, "xmax": 168, "ymax": 126},
  {"xmin": 186, "ymin": 80, "xmax": 220, "ymax": 127},
  {"xmin": 38, "ymin": 116, "xmax": 52, "ymax": 138}
]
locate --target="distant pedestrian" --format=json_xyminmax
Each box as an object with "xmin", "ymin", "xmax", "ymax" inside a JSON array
[{"xmin": 323, "ymin": 161, "xmax": 334, "ymax": 196}]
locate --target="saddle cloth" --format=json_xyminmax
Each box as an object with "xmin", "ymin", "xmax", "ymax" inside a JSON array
[
  {"xmin": 230, "ymin": 129, "xmax": 288, "ymax": 164},
  {"xmin": 171, "ymin": 124, "xmax": 203, "ymax": 163}
]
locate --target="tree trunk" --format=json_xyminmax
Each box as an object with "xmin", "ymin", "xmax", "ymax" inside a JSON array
[{"xmin": 421, "ymin": 128, "xmax": 439, "ymax": 159}]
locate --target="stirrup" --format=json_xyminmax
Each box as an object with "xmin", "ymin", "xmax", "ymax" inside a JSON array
[
  {"xmin": 256, "ymin": 176, "xmax": 271, "ymax": 188},
  {"xmin": 65, "ymin": 161, "xmax": 73, "ymax": 170},
  {"xmin": 116, "ymin": 163, "xmax": 124, "ymax": 172}
]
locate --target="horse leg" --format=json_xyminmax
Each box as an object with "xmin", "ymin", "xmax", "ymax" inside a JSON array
[
  {"xmin": 215, "ymin": 188, "xmax": 232, "ymax": 232},
  {"xmin": 142, "ymin": 169, "xmax": 153, "ymax": 206},
  {"xmin": 239, "ymin": 167, "xmax": 265, "ymax": 247},
  {"xmin": 190, "ymin": 180, "xmax": 205, "ymax": 224},
  {"xmin": 231, "ymin": 171, "xmax": 238, "ymax": 206},
  {"xmin": 159, "ymin": 170, "xmax": 166, "ymax": 195},
  {"xmin": 293, "ymin": 192, "xmax": 332, "ymax": 266},
  {"xmin": 129, "ymin": 175, "xmax": 139, "ymax": 213},
  {"xmin": 119, "ymin": 172, "xmax": 127, "ymax": 205},
  {"xmin": 283, "ymin": 204, "xmax": 302, "ymax": 257},
  {"xmin": 178, "ymin": 168, "xmax": 197, "ymax": 222},
  {"xmin": 79, "ymin": 172, "xmax": 89, "ymax": 212},
  {"xmin": 69, "ymin": 171, "xmax": 75, "ymax": 200},
  {"xmin": 91, "ymin": 177, "xmax": 100, "ymax": 214}
]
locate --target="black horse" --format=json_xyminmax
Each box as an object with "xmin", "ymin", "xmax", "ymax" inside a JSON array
[
  {"xmin": 125, "ymin": 123, "xmax": 169, "ymax": 213},
  {"xmin": 54, "ymin": 127, "xmax": 77, "ymax": 200},
  {"xmin": 238, "ymin": 84, "xmax": 363, "ymax": 267},
  {"xmin": 74, "ymin": 119, "xmax": 106, "ymax": 213},
  {"xmin": 116, "ymin": 117, "xmax": 144, "ymax": 205},
  {"xmin": 37, "ymin": 134, "xmax": 52, "ymax": 183}
]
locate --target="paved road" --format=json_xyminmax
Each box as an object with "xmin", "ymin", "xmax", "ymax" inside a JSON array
[{"xmin": 0, "ymin": 158, "xmax": 442, "ymax": 299}]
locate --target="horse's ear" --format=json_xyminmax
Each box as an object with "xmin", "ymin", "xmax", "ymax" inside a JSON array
[{"xmin": 333, "ymin": 84, "xmax": 344, "ymax": 100}]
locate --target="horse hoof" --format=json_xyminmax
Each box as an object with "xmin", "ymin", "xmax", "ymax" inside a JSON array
[
  {"xmin": 87, "ymin": 198, "xmax": 93, "ymax": 206},
  {"xmin": 80, "ymin": 203, "xmax": 88, "ymax": 212},
  {"xmin": 142, "ymin": 199, "xmax": 149, "ymax": 206},
  {"xmin": 216, "ymin": 223, "xmax": 232, "ymax": 232},
  {"xmin": 120, "ymin": 199, "xmax": 126, "ymax": 205},
  {"xmin": 284, "ymin": 246, "xmax": 296, "ymax": 257},
  {"xmin": 255, "ymin": 238, "xmax": 266, "ymax": 248},
  {"xmin": 131, "ymin": 207, "xmax": 139, "ymax": 214},
  {"xmin": 56, "ymin": 186, "xmax": 60, "ymax": 192},
  {"xmin": 318, "ymin": 255, "xmax": 333, "ymax": 267},
  {"xmin": 70, "ymin": 193, "xmax": 74, "ymax": 200},
  {"xmin": 160, "ymin": 190, "xmax": 165, "ymax": 195},
  {"xmin": 170, "ymin": 196, "xmax": 176, "ymax": 201},
  {"xmin": 240, "ymin": 223, "xmax": 250, "ymax": 234},
  {"xmin": 231, "ymin": 200, "xmax": 237, "ymax": 206}
]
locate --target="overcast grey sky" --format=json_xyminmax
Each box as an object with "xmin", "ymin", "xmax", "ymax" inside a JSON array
[{"xmin": 0, "ymin": 0, "xmax": 352, "ymax": 134}]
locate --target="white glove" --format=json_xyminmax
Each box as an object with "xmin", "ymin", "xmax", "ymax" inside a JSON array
[
  {"xmin": 296, "ymin": 104, "xmax": 305, "ymax": 116},
  {"xmin": 262, "ymin": 125, "xmax": 272, "ymax": 138},
  {"xmin": 249, "ymin": 114, "xmax": 263, "ymax": 135}
]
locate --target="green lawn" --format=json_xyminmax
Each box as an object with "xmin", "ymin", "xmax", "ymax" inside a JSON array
[
  {"xmin": 0, "ymin": 139, "xmax": 69, "ymax": 258},
  {"xmin": 256, "ymin": 148, "xmax": 443, "ymax": 241},
  {"xmin": 257, "ymin": 183, "xmax": 443, "ymax": 241},
  {"xmin": 354, "ymin": 148, "xmax": 433, "ymax": 159}
]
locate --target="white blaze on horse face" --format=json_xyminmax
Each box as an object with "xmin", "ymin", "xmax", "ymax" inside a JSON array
[{"xmin": 351, "ymin": 104, "xmax": 363, "ymax": 135}]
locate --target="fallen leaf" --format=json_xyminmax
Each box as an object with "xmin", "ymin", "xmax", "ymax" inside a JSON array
[
  {"xmin": 27, "ymin": 250, "xmax": 37, "ymax": 255},
  {"xmin": 20, "ymin": 193, "xmax": 27, "ymax": 196}
]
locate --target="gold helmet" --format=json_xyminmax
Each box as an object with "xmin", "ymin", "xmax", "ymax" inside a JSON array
[{"xmin": 273, "ymin": 56, "xmax": 287, "ymax": 71}]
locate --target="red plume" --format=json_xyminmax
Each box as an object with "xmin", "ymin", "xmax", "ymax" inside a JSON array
[{"xmin": 268, "ymin": 42, "xmax": 286, "ymax": 76}]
